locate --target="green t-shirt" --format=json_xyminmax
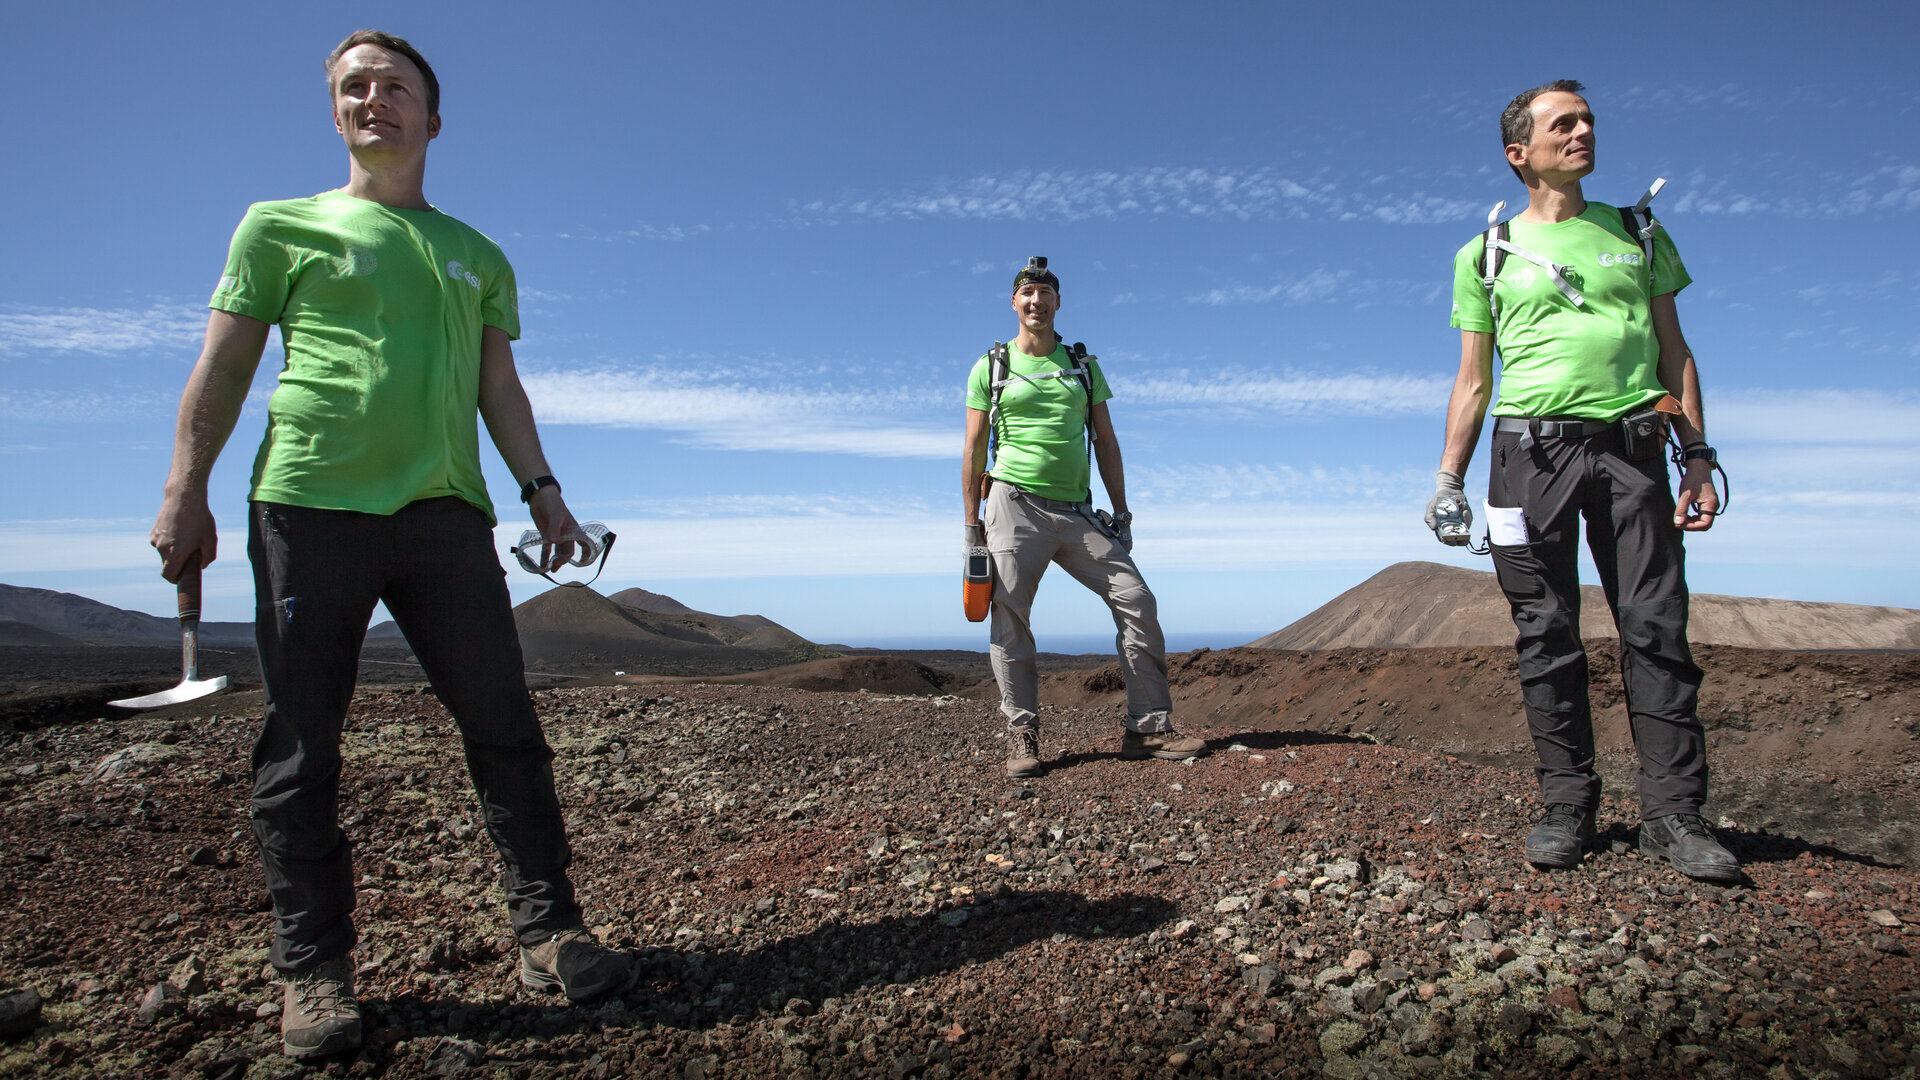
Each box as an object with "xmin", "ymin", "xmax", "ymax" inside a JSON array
[
  {"xmin": 1449, "ymin": 201, "xmax": 1691, "ymax": 421},
  {"xmin": 966, "ymin": 342, "xmax": 1113, "ymax": 503},
  {"xmin": 210, "ymin": 190, "xmax": 520, "ymax": 522}
]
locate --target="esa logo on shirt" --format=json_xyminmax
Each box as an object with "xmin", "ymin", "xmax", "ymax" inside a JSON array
[
  {"xmin": 1597, "ymin": 252, "xmax": 1644, "ymax": 267},
  {"xmin": 445, "ymin": 260, "xmax": 483, "ymax": 289}
]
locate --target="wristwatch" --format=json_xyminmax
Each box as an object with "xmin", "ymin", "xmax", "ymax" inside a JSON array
[
  {"xmin": 519, "ymin": 475, "xmax": 561, "ymax": 503},
  {"xmin": 1680, "ymin": 445, "xmax": 1716, "ymax": 467}
]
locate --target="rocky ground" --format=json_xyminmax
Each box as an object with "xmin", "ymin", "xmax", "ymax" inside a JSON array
[{"xmin": 1, "ymin": 674, "xmax": 1918, "ymax": 1078}]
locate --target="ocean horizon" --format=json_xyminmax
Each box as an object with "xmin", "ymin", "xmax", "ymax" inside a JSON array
[{"xmin": 834, "ymin": 631, "xmax": 1265, "ymax": 655}]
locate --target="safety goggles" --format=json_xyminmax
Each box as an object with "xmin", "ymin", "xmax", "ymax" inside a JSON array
[{"xmin": 510, "ymin": 521, "xmax": 617, "ymax": 588}]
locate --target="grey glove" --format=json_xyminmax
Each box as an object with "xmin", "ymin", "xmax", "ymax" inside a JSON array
[
  {"xmin": 964, "ymin": 523, "xmax": 987, "ymax": 550},
  {"xmin": 1424, "ymin": 470, "xmax": 1471, "ymax": 546},
  {"xmin": 1114, "ymin": 511, "xmax": 1134, "ymax": 553}
]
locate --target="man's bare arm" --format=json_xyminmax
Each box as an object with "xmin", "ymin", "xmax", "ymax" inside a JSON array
[
  {"xmin": 1650, "ymin": 293, "xmax": 1717, "ymax": 531},
  {"xmin": 962, "ymin": 407, "xmax": 991, "ymax": 527},
  {"xmin": 150, "ymin": 311, "xmax": 271, "ymax": 582},
  {"xmin": 1089, "ymin": 401, "xmax": 1128, "ymax": 516},
  {"xmin": 1440, "ymin": 331, "xmax": 1496, "ymax": 476},
  {"xmin": 1650, "ymin": 293, "xmax": 1705, "ymax": 445},
  {"xmin": 477, "ymin": 325, "xmax": 580, "ymax": 567}
]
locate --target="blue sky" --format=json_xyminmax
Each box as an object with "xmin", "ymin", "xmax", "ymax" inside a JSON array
[{"xmin": 4, "ymin": 2, "xmax": 1917, "ymax": 649}]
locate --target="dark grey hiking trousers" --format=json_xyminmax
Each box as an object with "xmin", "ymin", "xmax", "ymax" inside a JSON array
[
  {"xmin": 1487, "ymin": 425, "xmax": 1707, "ymax": 819},
  {"xmin": 248, "ymin": 497, "xmax": 581, "ymax": 974}
]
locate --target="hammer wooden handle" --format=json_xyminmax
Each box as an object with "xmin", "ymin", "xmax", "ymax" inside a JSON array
[{"xmin": 176, "ymin": 557, "xmax": 203, "ymax": 625}]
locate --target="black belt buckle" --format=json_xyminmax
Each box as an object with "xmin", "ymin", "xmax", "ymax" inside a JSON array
[{"xmin": 1618, "ymin": 407, "xmax": 1665, "ymax": 461}]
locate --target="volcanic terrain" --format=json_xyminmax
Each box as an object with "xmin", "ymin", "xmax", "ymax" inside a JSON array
[{"xmin": 0, "ymin": 570, "xmax": 1915, "ymax": 1078}]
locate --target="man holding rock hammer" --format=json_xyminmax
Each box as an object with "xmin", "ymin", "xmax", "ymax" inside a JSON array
[{"xmin": 148, "ymin": 30, "xmax": 629, "ymax": 1059}]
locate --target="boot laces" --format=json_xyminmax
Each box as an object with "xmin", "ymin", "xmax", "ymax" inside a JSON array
[
  {"xmin": 294, "ymin": 968, "xmax": 352, "ymax": 1016},
  {"xmin": 1536, "ymin": 803, "xmax": 1587, "ymax": 828},
  {"xmin": 1666, "ymin": 813, "xmax": 1714, "ymax": 840}
]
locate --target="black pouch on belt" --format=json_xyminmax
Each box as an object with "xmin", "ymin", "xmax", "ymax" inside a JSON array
[{"xmin": 1618, "ymin": 406, "xmax": 1666, "ymax": 462}]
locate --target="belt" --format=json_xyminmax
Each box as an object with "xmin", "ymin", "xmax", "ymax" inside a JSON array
[
  {"xmin": 1492, "ymin": 416, "xmax": 1615, "ymax": 439},
  {"xmin": 1005, "ymin": 485, "xmax": 1091, "ymax": 514}
]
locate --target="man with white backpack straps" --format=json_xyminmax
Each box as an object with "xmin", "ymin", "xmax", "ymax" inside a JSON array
[{"xmin": 1426, "ymin": 80, "xmax": 1736, "ymax": 883}]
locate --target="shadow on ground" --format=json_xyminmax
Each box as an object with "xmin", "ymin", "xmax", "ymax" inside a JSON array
[{"xmin": 200, "ymin": 889, "xmax": 1180, "ymax": 1074}]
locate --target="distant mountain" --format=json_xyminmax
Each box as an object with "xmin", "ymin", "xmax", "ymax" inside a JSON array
[
  {"xmin": 357, "ymin": 586, "xmax": 815, "ymax": 666},
  {"xmin": 1248, "ymin": 561, "xmax": 1920, "ymax": 651},
  {"xmin": 607, "ymin": 587, "xmax": 694, "ymax": 615},
  {"xmin": 0, "ymin": 619, "xmax": 82, "ymax": 647},
  {"xmin": 609, "ymin": 587, "xmax": 793, "ymax": 635},
  {"xmin": 509, "ymin": 586, "xmax": 837, "ymax": 676},
  {"xmin": 0, "ymin": 584, "xmax": 255, "ymax": 647}
]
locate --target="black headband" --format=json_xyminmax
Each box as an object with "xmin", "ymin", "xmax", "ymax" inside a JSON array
[{"xmin": 1013, "ymin": 258, "xmax": 1060, "ymax": 294}]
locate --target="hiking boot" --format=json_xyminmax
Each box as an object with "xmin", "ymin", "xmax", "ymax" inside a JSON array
[
  {"xmin": 1523, "ymin": 803, "xmax": 1596, "ymax": 869},
  {"xmin": 1640, "ymin": 813, "xmax": 1742, "ymax": 884},
  {"xmin": 1119, "ymin": 730, "xmax": 1207, "ymax": 761},
  {"xmin": 520, "ymin": 928, "xmax": 633, "ymax": 1001},
  {"xmin": 1005, "ymin": 727, "xmax": 1042, "ymax": 778},
  {"xmin": 281, "ymin": 957, "xmax": 361, "ymax": 1059}
]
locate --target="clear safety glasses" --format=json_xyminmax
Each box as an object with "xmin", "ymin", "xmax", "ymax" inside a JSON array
[{"xmin": 510, "ymin": 521, "xmax": 617, "ymax": 588}]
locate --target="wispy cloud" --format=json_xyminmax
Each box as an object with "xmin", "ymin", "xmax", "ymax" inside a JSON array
[
  {"xmin": 1115, "ymin": 371, "xmax": 1453, "ymax": 417},
  {"xmin": 0, "ymin": 518, "xmax": 166, "ymax": 573},
  {"xmin": 555, "ymin": 223, "xmax": 714, "ymax": 242},
  {"xmin": 598, "ymin": 492, "xmax": 935, "ymax": 517},
  {"xmin": 1713, "ymin": 388, "xmax": 1920, "ymax": 447},
  {"xmin": 794, "ymin": 167, "xmax": 1483, "ymax": 226},
  {"xmin": 521, "ymin": 369, "xmax": 952, "ymax": 458},
  {"xmin": 1669, "ymin": 164, "xmax": 1920, "ymax": 217},
  {"xmin": 1190, "ymin": 270, "xmax": 1349, "ymax": 306},
  {"xmin": 0, "ymin": 388, "xmax": 174, "ymax": 422},
  {"xmin": 0, "ymin": 304, "xmax": 206, "ymax": 357}
]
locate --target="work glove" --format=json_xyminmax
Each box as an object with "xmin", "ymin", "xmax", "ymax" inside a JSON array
[
  {"xmin": 1113, "ymin": 511, "xmax": 1134, "ymax": 554},
  {"xmin": 964, "ymin": 523, "xmax": 987, "ymax": 551},
  {"xmin": 1424, "ymin": 470, "xmax": 1471, "ymax": 546}
]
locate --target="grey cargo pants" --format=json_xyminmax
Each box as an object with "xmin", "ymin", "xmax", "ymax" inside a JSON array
[
  {"xmin": 1487, "ymin": 425, "xmax": 1707, "ymax": 819},
  {"xmin": 983, "ymin": 482, "xmax": 1173, "ymax": 733}
]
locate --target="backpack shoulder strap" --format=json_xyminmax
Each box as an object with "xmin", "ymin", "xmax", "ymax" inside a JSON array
[
  {"xmin": 986, "ymin": 342, "xmax": 1010, "ymax": 460},
  {"xmin": 1620, "ymin": 177, "xmax": 1667, "ymax": 292},
  {"xmin": 1066, "ymin": 341, "xmax": 1096, "ymax": 440},
  {"xmin": 1478, "ymin": 200, "xmax": 1509, "ymax": 324}
]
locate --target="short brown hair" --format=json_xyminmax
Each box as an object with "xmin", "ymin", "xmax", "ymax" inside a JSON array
[
  {"xmin": 326, "ymin": 30, "xmax": 440, "ymax": 117},
  {"xmin": 1500, "ymin": 79, "xmax": 1585, "ymax": 180}
]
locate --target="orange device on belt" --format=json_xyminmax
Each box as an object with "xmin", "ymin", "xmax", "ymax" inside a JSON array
[{"xmin": 963, "ymin": 547, "xmax": 993, "ymax": 622}]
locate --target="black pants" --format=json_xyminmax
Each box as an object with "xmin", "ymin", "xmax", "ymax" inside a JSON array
[
  {"xmin": 1488, "ymin": 427, "xmax": 1707, "ymax": 819},
  {"xmin": 248, "ymin": 497, "xmax": 581, "ymax": 974}
]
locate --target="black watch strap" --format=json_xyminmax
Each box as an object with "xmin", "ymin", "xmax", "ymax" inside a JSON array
[
  {"xmin": 1681, "ymin": 445, "xmax": 1716, "ymax": 466},
  {"xmin": 519, "ymin": 475, "xmax": 560, "ymax": 503}
]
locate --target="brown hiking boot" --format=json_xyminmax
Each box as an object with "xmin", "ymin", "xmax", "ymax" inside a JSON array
[
  {"xmin": 281, "ymin": 957, "xmax": 361, "ymax": 1059},
  {"xmin": 1005, "ymin": 727, "xmax": 1042, "ymax": 778},
  {"xmin": 1120, "ymin": 730, "xmax": 1207, "ymax": 760},
  {"xmin": 520, "ymin": 927, "xmax": 633, "ymax": 1002}
]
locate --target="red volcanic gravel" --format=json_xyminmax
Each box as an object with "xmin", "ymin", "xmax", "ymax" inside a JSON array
[{"xmin": 0, "ymin": 682, "xmax": 1916, "ymax": 1078}]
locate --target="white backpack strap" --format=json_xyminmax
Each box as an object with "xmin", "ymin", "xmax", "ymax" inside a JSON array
[
  {"xmin": 1486, "ymin": 234, "xmax": 1586, "ymax": 308},
  {"xmin": 1480, "ymin": 201, "xmax": 1507, "ymax": 322},
  {"xmin": 1625, "ymin": 177, "xmax": 1666, "ymax": 290}
]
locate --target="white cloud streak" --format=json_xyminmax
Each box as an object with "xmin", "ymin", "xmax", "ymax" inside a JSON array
[
  {"xmin": 1115, "ymin": 371, "xmax": 1454, "ymax": 417},
  {"xmin": 0, "ymin": 388, "xmax": 175, "ymax": 423},
  {"xmin": 795, "ymin": 167, "xmax": 1483, "ymax": 226},
  {"xmin": 521, "ymin": 369, "xmax": 953, "ymax": 458},
  {"xmin": 1669, "ymin": 164, "xmax": 1920, "ymax": 218},
  {"xmin": 1712, "ymin": 389, "xmax": 1920, "ymax": 447},
  {"xmin": 0, "ymin": 519, "xmax": 166, "ymax": 574},
  {"xmin": 0, "ymin": 304, "xmax": 207, "ymax": 357}
]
